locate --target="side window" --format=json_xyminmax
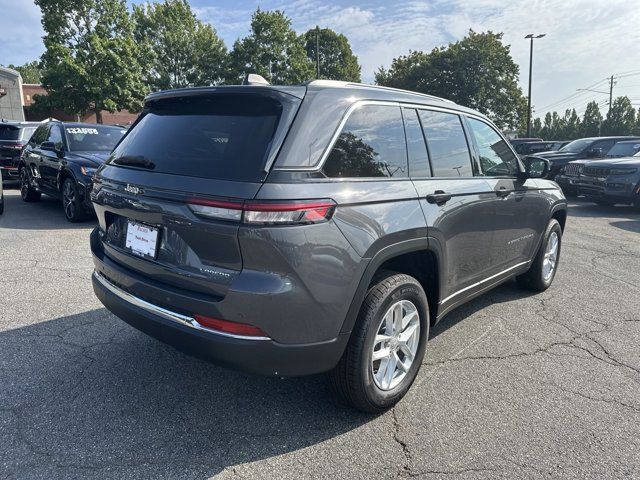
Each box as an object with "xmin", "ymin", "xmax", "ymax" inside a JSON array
[
  {"xmin": 467, "ymin": 117, "xmax": 518, "ymax": 177},
  {"xmin": 593, "ymin": 140, "xmax": 615, "ymax": 155},
  {"xmin": 47, "ymin": 125, "xmax": 63, "ymax": 148},
  {"xmin": 323, "ymin": 104, "xmax": 408, "ymax": 178},
  {"xmin": 418, "ymin": 110, "xmax": 473, "ymax": 177},
  {"xmin": 30, "ymin": 125, "xmax": 49, "ymax": 146},
  {"xmin": 403, "ymin": 108, "xmax": 431, "ymax": 178}
]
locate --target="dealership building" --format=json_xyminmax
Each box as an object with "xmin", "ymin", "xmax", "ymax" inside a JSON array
[{"xmin": 0, "ymin": 66, "xmax": 136, "ymax": 125}]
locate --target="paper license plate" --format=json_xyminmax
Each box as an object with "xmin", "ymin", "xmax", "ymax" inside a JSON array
[{"xmin": 125, "ymin": 221, "xmax": 159, "ymax": 259}]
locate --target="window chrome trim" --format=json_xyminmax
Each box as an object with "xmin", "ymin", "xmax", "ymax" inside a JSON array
[
  {"xmin": 314, "ymin": 100, "xmax": 402, "ymax": 172},
  {"xmin": 273, "ymin": 99, "xmax": 494, "ymax": 173},
  {"xmin": 439, "ymin": 261, "xmax": 530, "ymax": 305},
  {"xmin": 93, "ymin": 271, "xmax": 271, "ymax": 341}
]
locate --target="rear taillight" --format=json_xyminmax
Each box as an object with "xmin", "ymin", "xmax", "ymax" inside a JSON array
[
  {"xmin": 188, "ymin": 198, "xmax": 336, "ymax": 225},
  {"xmin": 194, "ymin": 314, "xmax": 269, "ymax": 338}
]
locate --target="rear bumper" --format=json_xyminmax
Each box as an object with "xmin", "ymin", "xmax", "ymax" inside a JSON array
[
  {"xmin": 92, "ymin": 271, "xmax": 349, "ymax": 376},
  {"xmin": 0, "ymin": 166, "xmax": 19, "ymax": 184},
  {"xmin": 90, "ymin": 230, "xmax": 350, "ymax": 377}
]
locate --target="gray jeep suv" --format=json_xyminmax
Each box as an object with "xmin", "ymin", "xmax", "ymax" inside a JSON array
[{"xmin": 90, "ymin": 80, "xmax": 567, "ymax": 412}]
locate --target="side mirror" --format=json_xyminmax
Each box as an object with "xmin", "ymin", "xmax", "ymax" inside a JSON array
[
  {"xmin": 520, "ymin": 156, "xmax": 549, "ymax": 179},
  {"xmin": 40, "ymin": 141, "xmax": 64, "ymax": 157},
  {"xmin": 40, "ymin": 141, "xmax": 56, "ymax": 152},
  {"xmin": 587, "ymin": 147, "xmax": 603, "ymax": 158}
]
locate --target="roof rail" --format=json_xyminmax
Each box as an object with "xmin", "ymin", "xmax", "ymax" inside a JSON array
[
  {"xmin": 304, "ymin": 79, "xmax": 454, "ymax": 104},
  {"xmin": 345, "ymin": 82, "xmax": 455, "ymax": 103}
]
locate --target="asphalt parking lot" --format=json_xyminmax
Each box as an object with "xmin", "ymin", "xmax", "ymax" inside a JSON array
[{"xmin": 1, "ymin": 188, "xmax": 639, "ymax": 480}]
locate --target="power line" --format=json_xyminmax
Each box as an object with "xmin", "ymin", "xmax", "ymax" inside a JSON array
[{"xmin": 538, "ymin": 77, "xmax": 609, "ymax": 111}]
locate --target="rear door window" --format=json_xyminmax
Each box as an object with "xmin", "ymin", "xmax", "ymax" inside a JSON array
[
  {"xmin": 109, "ymin": 94, "xmax": 283, "ymax": 182},
  {"xmin": 30, "ymin": 125, "xmax": 49, "ymax": 146},
  {"xmin": 323, "ymin": 104, "xmax": 408, "ymax": 178},
  {"xmin": 417, "ymin": 110, "xmax": 473, "ymax": 177}
]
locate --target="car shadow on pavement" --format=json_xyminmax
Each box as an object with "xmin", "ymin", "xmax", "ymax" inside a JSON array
[
  {"xmin": 0, "ymin": 189, "xmax": 97, "ymax": 230},
  {"xmin": 567, "ymin": 199, "xmax": 638, "ymax": 219},
  {"xmin": 0, "ymin": 308, "xmax": 371, "ymax": 477},
  {"xmin": 430, "ymin": 279, "xmax": 537, "ymax": 339},
  {"xmin": 609, "ymin": 220, "xmax": 640, "ymax": 233}
]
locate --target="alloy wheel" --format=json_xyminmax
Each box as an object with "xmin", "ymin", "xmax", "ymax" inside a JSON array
[
  {"xmin": 63, "ymin": 181, "xmax": 76, "ymax": 220},
  {"xmin": 20, "ymin": 169, "xmax": 30, "ymax": 200},
  {"xmin": 371, "ymin": 300, "xmax": 421, "ymax": 391},
  {"xmin": 543, "ymin": 231, "xmax": 559, "ymax": 281}
]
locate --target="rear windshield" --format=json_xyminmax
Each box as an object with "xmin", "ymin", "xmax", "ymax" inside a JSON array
[
  {"xmin": 65, "ymin": 126, "xmax": 126, "ymax": 152},
  {"xmin": 108, "ymin": 94, "xmax": 282, "ymax": 182},
  {"xmin": 0, "ymin": 125, "xmax": 20, "ymax": 141}
]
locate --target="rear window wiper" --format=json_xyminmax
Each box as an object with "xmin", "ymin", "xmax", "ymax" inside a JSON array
[{"xmin": 111, "ymin": 155, "xmax": 155, "ymax": 169}]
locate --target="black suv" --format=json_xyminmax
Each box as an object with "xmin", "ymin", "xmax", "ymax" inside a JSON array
[
  {"xmin": 538, "ymin": 136, "xmax": 640, "ymax": 180},
  {"xmin": 0, "ymin": 121, "xmax": 39, "ymax": 185},
  {"xmin": 90, "ymin": 81, "xmax": 567, "ymax": 412},
  {"xmin": 556, "ymin": 140, "xmax": 640, "ymax": 195},
  {"xmin": 19, "ymin": 121, "xmax": 126, "ymax": 221},
  {"xmin": 576, "ymin": 151, "xmax": 640, "ymax": 208}
]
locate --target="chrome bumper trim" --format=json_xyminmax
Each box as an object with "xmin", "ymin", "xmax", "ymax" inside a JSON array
[{"xmin": 93, "ymin": 271, "xmax": 270, "ymax": 341}]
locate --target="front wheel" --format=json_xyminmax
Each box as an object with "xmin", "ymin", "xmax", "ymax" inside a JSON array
[
  {"xmin": 62, "ymin": 178, "xmax": 87, "ymax": 222},
  {"xmin": 517, "ymin": 219, "xmax": 562, "ymax": 292},
  {"xmin": 329, "ymin": 272, "xmax": 429, "ymax": 413}
]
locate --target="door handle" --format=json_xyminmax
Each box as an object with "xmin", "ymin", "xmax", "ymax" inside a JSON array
[
  {"xmin": 426, "ymin": 190, "xmax": 452, "ymax": 205},
  {"xmin": 496, "ymin": 187, "xmax": 510, "ymax": 198}
]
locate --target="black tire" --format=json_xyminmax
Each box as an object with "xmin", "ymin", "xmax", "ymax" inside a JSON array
[
  {"xmin": 0, "ymin": 192, "xmax": 4, "ymax": 215},
  {"xmin": 517, "ymin": 219, "xmax": 562, "ymax": 292},
  {"xmin": 62, "ymin": 177, "xmax": 87, "ymax": 222},
  {"xmin": 19, "ymin": 167, "xmax": 41, "ymax": 202},
  {"xmin": 329, "ymin": 272, "xmax": 429, "ymax": 413}
]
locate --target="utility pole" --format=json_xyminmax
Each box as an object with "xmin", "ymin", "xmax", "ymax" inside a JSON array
[
  {"xmin": 608, "ymin": 74, "xmax": 615, "ymax": 115},
  {"xmin": 316, "ymin": 25, "xmax": 320, "ymax": 79},
  {"xmin": 525, "ymin": 33, "xmax": 545, "ymax": 137}
]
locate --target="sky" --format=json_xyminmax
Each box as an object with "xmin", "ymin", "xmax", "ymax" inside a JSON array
[{"xmin": 1, "ymin": 0, "xmax": 640, "ymax": 118}]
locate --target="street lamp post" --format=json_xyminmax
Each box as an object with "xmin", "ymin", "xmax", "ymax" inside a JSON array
[{"xmin": 525, "ymin": 33, "xmax": 545, "ymax": 137}]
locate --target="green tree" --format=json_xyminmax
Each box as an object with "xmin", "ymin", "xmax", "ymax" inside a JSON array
[
  {"xmin": 302, "ymin": 27, "xmax": 361, "ymax": 82},
  {"xmin": 227, "ymin": 9, "xmax": 314, "ymax": 85},
  {"xmin": 34, "ymin": 0, "xmax": 144, "ymax": 123},
  {"xmin": 602, "ymin": 96, "xmax": 636, "ymax": 135},
  {"xmin": 633, "ymin": 109, "xmax": 640, "ymax": 136},
  {"xmin": 581, "ymin": 101, "xmax": 603, "ymax": 137},
  {"xmin": 531, "ymin": 117, "xmax": 543, "ymax": 137},
  {"xmin": 375, "ymin": 31, "xmax": 527, "ymax": 130},
  {"xmin": 562, "ymin": 108, "xmax": 581, "ymax": 139},
  {"xmin": 133, "ymin": 0, "xmax": 226, "ymax": 91},
  {"xmin": 7, "ymin": 61, "xmax": 42, "ymax": 83}
]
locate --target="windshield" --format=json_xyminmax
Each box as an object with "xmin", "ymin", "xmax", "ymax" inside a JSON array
[
  {"xmin": 0, "ymin": 125, "xmax": 20, "ymax": 141},
  {"xmin": 559, "ymin": 138, "xmax": 594, "ymax": 154},
  {"xmin": 65, "ymin": 126, "xmax": 126, "ymax": 152},
  {"xmin": 108, "ymin": 94, "xmax": 282, "ymax": 182},
  {"xmin": 607, "ymin": 142, "xmax": 640, "ymax": 157}
]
